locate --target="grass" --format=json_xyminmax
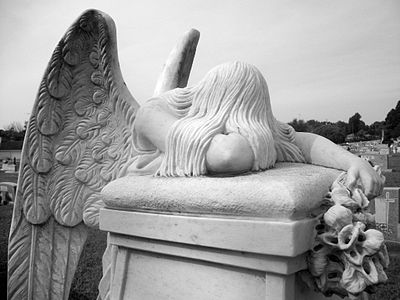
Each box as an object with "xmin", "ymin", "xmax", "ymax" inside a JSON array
[
  {"xmin": 2, "ymin": 204, "xmax": 400, "ymax": 299},
  {"xmin": 0, "ymin": 205, "xmax": 107, "ymax": 300},
  {"xmin": 0, "ymin": 171, "xmax": 107, "ymax": 299},
  {"xmin": 69, "ymin": 228, "xmax": 107, "ymax": 300},
  {"xmin": 0, "ymin": 171, "xmax": 17, "ymax": 300},
  {"xmin": 0, "ymin": 205, "xmax": 13, "ymax": 300},
  {"xmin": 0, "ymin": 172, "xmax": 18, "ymax": 183},
  {"xmin": 369, "ymin": 241, "xmax": 400, "ymax": 300}
]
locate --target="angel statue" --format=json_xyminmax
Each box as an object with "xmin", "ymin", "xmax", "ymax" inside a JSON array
[{"xmin": 8, "ymin": 9, "xmax": 384, "ymax": 300}]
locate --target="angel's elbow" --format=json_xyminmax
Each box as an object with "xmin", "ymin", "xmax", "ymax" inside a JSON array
[
  {"xmin": 135, "ymin": 107, "xmax": 148, "ymax": 135},
  {"xmin": 205, "ymin": 140, "xmax": 254, "ymax": 174}
]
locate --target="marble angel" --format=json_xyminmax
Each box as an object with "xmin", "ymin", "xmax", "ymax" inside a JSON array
[{"xmin": 8, "ymin": 9, "xmax": 384, "ymax": 300}]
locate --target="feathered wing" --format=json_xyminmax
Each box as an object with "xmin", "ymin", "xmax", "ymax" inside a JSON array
[{"xmin": 8, "ymin": 9, "xmax": 139, "ymax": 300}]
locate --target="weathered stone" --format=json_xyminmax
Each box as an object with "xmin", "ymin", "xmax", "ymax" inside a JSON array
[
  {"xmin": 8, "ymin": 7, "xmax": 387, "ymax": 300},
  {"xmin": 103, "ymin": 163, "xmax": 340, "ymax": 220}
]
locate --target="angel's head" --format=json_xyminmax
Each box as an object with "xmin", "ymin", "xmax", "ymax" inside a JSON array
[{"xmin": 157, "ymin": 61, "xmax": 304, "ymax": 176}]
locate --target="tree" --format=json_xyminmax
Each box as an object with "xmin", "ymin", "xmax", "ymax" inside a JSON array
[
  {"xmin": 368, "ymin": 121, "xmax": 385, "ymax": 138},
  {"xmin": 6, "ymin": 121, "xmax": 24, "ymax": 132},
  {"xmin": 288, "ymin": 118, "xmax": 308, "ymax": 132},
  {"xmin": 306, "ymin": 119, "xmax": 324, "ymax": 133},
  {"xmin": 348, "ymin": 113, "xmax": 365, "ymax": 135},
  {"xmin": 385, "ymin": 100, "xmax": 400, "ymax": 140},
  {"xmin": 0, "ymin": 121, "xmax": 26, "ymax": 141},
  {"xmin": 390, "ymin": 123, "xmax": 400, "ymax": 140},
  {"xmin": 334, "ymin": 121, "xmax": 348, "ymax": 138},
  {"xmin": 314, "ymin": 124, "xmax": 346, "ymax": 144}
]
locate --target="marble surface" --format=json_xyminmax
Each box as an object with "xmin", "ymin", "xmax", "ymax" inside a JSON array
[{"xmin": 102, "ymin": 162, "xmax": 341, "ymax": 220}]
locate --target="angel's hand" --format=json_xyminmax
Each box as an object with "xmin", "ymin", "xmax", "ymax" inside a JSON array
[
  {"xmin": 345, "ymin": 158, "xmax": 385, "ymax": 199},
  {"xmin": 206, "ymin": 133, "xmax": 254, "ymax": 175}
]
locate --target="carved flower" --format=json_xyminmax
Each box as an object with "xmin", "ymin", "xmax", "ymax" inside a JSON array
[{"xmin": 323, "ymin": 205, "xmax": 353, "ymax": 232}]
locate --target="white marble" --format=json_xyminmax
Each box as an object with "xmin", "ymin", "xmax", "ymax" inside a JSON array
[
  {"xmin": 98, "ymin": 163, "xmax": 343, "ymax": 300},
  {"xmin": 103, "ymin": 162, "xmax": 340, "ymax": 220},
  {"xmin": 8, "ymin": 6, "xmax": 385, "ymax": 300}
]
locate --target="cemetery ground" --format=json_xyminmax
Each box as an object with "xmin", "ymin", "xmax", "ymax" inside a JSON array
[
  {"xmin": 0, "ymin": 171, "xmax": 399, "ymax": 299},
  {"xmin": 0, "ymin": 171, "xmax": 107, "ymax": 300}
]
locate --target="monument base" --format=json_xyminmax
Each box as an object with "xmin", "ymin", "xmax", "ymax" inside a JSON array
[
  {"xmin": 99, "ymin": 209, "xmax": 346, "ymax": 300},
  {"xmin": 98, "ymin": 163, "xmax": 347, "ymax": 299}
]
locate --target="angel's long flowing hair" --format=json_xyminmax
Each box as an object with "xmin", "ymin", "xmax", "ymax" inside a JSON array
[{"xmin": 157, "ymin": 61, "xmax": 305, "ymax": 176}]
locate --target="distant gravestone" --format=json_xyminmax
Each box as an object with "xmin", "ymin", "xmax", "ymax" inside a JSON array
[
  {"xmin": 380, "ymin": 148, "xmax": 390, "ymax": 155},
  {"xmin": 388, "ymin": 154, "xmax": 400, "ymax": 171},
  {"xmin": 360, "ymin": 153, "xmax": 388, "ymax": 170},
  {"xmin": 371, "ymin": 187, "xmax": 400, "ymax": 241},
  {"xmin": 0, "ymin": 184, "xmax": 15, "ymax": 205},
  {"xmin": 376, "ymin": 144, "xmax": 389, "ymax": 155},
  {"xmin": 1, "ymin": 163, "xmax": 16, "ymax": 172}
]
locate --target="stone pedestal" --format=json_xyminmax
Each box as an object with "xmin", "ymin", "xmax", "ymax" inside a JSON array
[{"xmin": 99, "ymin": 163, "xmax": 343, "ymax": 300}]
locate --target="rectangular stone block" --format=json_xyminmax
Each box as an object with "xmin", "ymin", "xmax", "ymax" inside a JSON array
[
  {"xmin": 99, "ymin": 163, "xmax": 346, "ymax": 299},
  {"xmin": 370, "ymin": 187, "xmax": 400, "ymax": 241},
  {"xmin": 119, "ymin": 249, "xmax": 266, "ymax": 300}
]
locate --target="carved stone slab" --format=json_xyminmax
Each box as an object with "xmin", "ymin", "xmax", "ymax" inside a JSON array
[
  {"xmin": 102, "ymin": 162, "xmax": 341, "ymax": 220},
  {"xmin": 98, "ymin": 163, "xmax": 343, "ymax": 300}
]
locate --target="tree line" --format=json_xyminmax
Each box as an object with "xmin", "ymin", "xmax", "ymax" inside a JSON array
[
  {"xmin": 0, "ymin": 121, "xmax": 26, "ymax": 142},
  {"xmin": 288, "ymin": 100, "xmax": 400, "ymax": 144},
  {"xmin": 1, "ymin": 101, "xmax": 399, "ymax": 145}
]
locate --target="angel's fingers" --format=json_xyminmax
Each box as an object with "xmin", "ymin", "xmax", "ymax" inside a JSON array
[
  {"xmin": 345, "ymin": 170, "xmax": 358, "ymax": 191},
  {"xmin": 363, "ymin": 172, "xmax": 380, "ymax": 199},
  {"xmin": 380, "ymin": 175, "xmax": 386, "ymax": 194},
  {"xmin": 373, "ymin": 165, "xmax": 382, "ymax": 176},
  {"xmin": 371, "ymin": 172, "xmax": 385, "ymax": 198},
  {"xmin": 374, "ymin": 177, "xmax": 381, "ymax": 196},
  {"xmin": 376, "ymin": 175, "xmax": 385, "ymax": 197},
  {"xmin": 371, "ymin": 182, "xmax": 380, "ymax": 199}
]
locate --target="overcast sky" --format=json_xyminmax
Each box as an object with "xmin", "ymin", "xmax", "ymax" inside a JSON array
[{"xmin": 0, "ymin": 0, "xmax": 399, "ymax": 129}]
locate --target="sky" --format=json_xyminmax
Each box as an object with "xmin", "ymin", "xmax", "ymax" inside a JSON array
[{"xmin": 0, "ymin": 0, "xmax": 399, "ymax": 129}]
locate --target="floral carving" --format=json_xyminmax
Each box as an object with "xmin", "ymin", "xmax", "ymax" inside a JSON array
[{"xmin": 304, "ymin": 169, "xmax": 389, "ymax": 299}]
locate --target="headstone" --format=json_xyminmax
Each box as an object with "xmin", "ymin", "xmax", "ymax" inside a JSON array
[
  {"xmin": 359, "ymin": 153, "xmax": 388, "ymax": 170},
  {"xmin": 371, "ymin": 187, "xmax": 400, "ymax": 241},
  {"xmin": 1, "ymin": 163, "xmax": 16, "ymax": 172},
  {"xmin": 380, "ymin": 148, "xmax": 390, "ymax": 155},
  {"xmin": 388, "ymin": 154, "xmax": 400, "ymax": 171},
  {"xmin": 0, "ymin": 183, "xmax": 16, "ymax": 204}
]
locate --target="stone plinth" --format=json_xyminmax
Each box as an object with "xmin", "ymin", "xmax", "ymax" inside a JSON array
[{"xmin": 99, "ymin": 163, "xmax": 343, "ymax": 300}]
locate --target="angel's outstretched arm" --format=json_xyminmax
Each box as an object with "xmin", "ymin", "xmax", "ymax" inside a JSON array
[{"xmin": 294, "ymin": 132, "xmax": 384, "ymax": 198}]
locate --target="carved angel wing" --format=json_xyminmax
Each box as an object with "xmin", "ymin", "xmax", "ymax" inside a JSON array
[{"xmin": 8, "ymin": 9, "xmax": 139, "ymax": 299}]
